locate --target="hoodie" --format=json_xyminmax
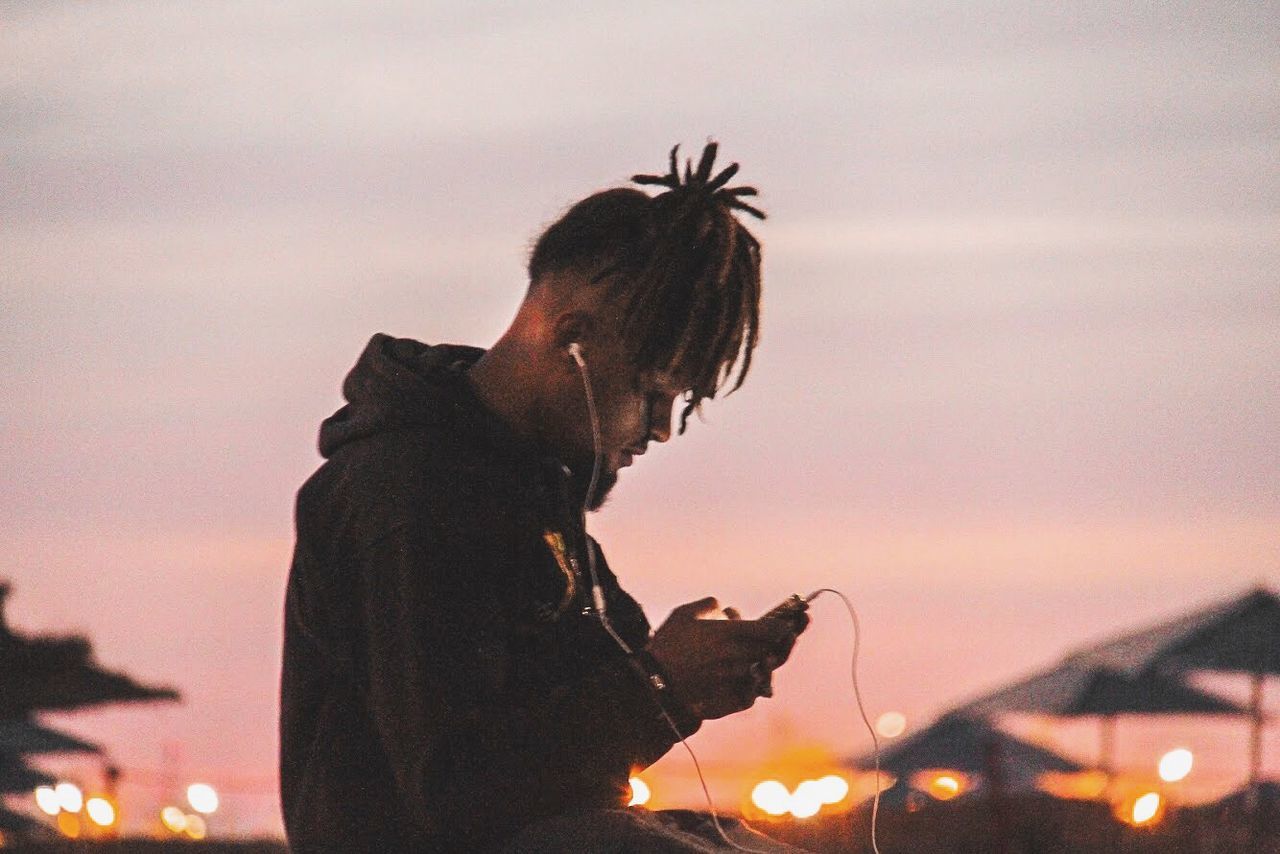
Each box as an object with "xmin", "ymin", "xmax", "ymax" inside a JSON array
[{"xmin": 279, "ymin": 334, "xmax": 699, "ymax": 853}]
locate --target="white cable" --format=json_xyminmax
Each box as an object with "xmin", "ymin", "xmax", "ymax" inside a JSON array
[
  {"xmin": 569, "ymin": 343, "xmax": 604, "ymax": 523},
  {"xmin": 807, "ymin": 588, "xmax": 882, "ymax": 854},
  {"xmin": 570, "ymin": 345, "xmax": 636, "ymax": 656},
  {"xmin": 570, "ymin": 349, "xmax": 880, "ymax": 853}
]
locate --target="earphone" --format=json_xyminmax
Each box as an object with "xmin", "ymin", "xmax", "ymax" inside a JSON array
[{"xmin": 566, "ymin": 340, "xmax": 619, "ymax": 632}]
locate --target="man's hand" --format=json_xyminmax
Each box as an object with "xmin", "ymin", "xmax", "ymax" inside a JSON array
[{"xmin": 644, "ymin": 597, "xmax": 808, "ymax": 720}]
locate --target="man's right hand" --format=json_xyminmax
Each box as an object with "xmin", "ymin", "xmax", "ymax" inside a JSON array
[{"xmin": 644, "ymin": 597, "xmax": 803, "ymax": 720}]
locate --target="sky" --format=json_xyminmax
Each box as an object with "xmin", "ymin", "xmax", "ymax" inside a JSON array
[{"xmin": 2, "ymin": 0, "xmax": 1278, "ymax": 837}]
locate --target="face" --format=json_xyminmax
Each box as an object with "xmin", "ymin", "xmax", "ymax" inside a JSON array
[{"xmin": 560, "ymin": 334, "xmax": 688, "ymax": 511}]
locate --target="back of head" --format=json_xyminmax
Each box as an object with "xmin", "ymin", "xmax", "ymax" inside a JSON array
[{"xmin": 528, "ymin": 142, "xmax": 766, "ymax": 432}]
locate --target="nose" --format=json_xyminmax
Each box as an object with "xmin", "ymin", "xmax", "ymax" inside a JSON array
[{"xmin": 648, "ymin": 393, "xmax": 675, "ymax": 444}]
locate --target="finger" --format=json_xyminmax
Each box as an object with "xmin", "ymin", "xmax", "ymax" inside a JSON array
[
  {"xmin": 723, "ymin": 607, "xmax": 742, "ymax": 620},
  {"xmin": 670, "ymin": 597, "xmax": 720, "ymax": 622},
  {"xmin": 767, "ymin": 629, "xmax": 803, "ymax": 666},
  {"xmin": 721, "ymin": 618, "xmax": 796, "ymax": 648},
  {"xmin": 758, "ymin": 617, "xmax": 804, "ymax": 646},
  {"xmin": 747, "ymin": 662, "xmax": 772, "ymax": 699},
  {"xmin": 770, "ymin": 642, "xmax": 796, "ymax": 667}
]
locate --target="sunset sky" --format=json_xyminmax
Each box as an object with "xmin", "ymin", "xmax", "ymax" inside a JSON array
[{"xmin": 3, "ymin": 1, "xmax": 1277, "ymax": 836}]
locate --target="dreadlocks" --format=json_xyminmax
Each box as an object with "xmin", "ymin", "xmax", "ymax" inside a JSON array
[{"xmin": 528, "ymin": 141, "xmax": 765, "ymax": 432}]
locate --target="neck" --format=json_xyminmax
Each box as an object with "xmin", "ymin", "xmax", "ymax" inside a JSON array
[{"xmin": 465, "ymin": 335, "xmax": 550, "ymax": 451}]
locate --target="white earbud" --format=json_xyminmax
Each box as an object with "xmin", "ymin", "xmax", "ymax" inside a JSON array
[{"xmin": 568, "ymin": 341, "xmax": 586, "ymax": 367}]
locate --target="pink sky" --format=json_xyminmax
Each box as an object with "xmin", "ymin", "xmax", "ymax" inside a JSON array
[{"xmin": 4, "ymin": 2, "xmax": 1277, "ymax": 837}]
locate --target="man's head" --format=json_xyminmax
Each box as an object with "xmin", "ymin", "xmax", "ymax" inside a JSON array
[{"xmin": 469, "ymin": 142, "xmax": 765, "ymax": 509}]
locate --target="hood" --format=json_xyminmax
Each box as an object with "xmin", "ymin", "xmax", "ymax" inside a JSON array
[{"xmin": 318, "ymin": 334, "xmax": 485, "ymax": 458}]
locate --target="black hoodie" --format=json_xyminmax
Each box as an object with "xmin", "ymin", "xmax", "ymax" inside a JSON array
[{"xmin": 280, "ymin": 334, "xmax": 700, "ymax": 853}]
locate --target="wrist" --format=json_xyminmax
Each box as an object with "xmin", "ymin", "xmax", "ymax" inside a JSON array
[{"xmin": 635, "ymin": 648, "xmax": 702, "ymax": 724}]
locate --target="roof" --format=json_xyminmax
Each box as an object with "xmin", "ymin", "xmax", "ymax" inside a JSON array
[
  {"xmin": 852, "ymin": 713, "xmax": 1083, "ymax": 781},
  {"xmin": 0, "ymin": 758, "xmax": 55, "ymax": 794},
  {"xmin": 0, "ymin": 581, "xmax": 180, "ymax": 716},
  {"xmin": 1080, "ymin": 586, "xmax": 1280, "ymax": 676},
  {"xmin": 956, "ymin": 662, "xmax": 1245, "ymax": 719},
  {"xmin": 955, "ymin": 586, "xmax": 1277, "ymax": 718},
  {"xmin": 0, "ymin": 719, "xmax": 100, "ymax": 756}
]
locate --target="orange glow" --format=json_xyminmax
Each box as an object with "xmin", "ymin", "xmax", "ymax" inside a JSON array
[
  {"xmin": 852, "ymin": 770, "xmax": 898, "ymax": 801},
  {"xmin": 627, "ymin": 777, "xmax": 651, "ymax": 807},
  {"xmin": 185, "ymin": 814, "xmax": 208, "ymax": 840},
  {"xmin": 1038, "ymin": 770, "xmax": 1109, "ymax": 800},
  {"xmin": 56, "ymin": 811, "xmax": 81, "ymax": 838},
  {"xmin": 909, "ymin": 770, "xmax": 969, "ymax": 801},
  {"xmin": 160, "ymin": 806, "xmax": 187, "ymax": 833},
  {"xmin": 930, "ymin": 775, "xmax": 960, "ymax": 800}
]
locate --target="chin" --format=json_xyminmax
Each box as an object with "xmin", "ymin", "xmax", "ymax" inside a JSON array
[{"xmin": 574, "ymin": 468, "xmax": 618, "ymax": 513}]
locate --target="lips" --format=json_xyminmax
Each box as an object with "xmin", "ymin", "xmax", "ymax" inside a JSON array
[{"xmin": 620, "ymin": 446, "xmax": 646, "ymax": 468}]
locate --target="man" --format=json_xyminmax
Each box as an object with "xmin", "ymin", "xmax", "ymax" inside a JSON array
[{"xmin": 280, "ymin": 143, "xmax": 810, "ymax": 852}]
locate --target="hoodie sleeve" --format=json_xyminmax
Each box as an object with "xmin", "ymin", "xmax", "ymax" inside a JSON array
[{"xmin": 342, "ymin": 457, "xmax": 700, "ymax": 845}]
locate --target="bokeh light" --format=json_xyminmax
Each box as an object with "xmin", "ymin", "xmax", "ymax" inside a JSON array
[
  {"xmin": 1132, "ymin": 792, "xmax": 1162, "ymax": 825},
  {"xmin": 875, "ymin": 711, "xmax": 907, "ymax": 739},
  {"xmin": 34, "ymin": 786, "xmax": 61, "ymax": 816},
  {"xmin": 814, "ymin": 774, "xmax": 850, "ymax": 805},
  {"xmin": 185, "ymin": 814, "xmax": 208, "ymax": 840},
  {"xmin": 85, "ymin": 797, "xmax": 116, "ymax": 827},
  {"xmin": 56, "ymin": 812, "xmax": 81, "ymax": 838},
  {"xmin": 187, "ymin": 783, "xmax": 219, "ymax": 814},
  {"xmin": 54, "ymin": 782, "xmax": 83, "ymax": 813},
  {"xmin": 789, "ymin": 781, "xmax": 823, "ymax": 819},
  {"xmin": 751, "ymin": 780, "xmax": 791, "ymax": 816},
  {"xmin": 1158, "ymin": 748, "xmax": 1193, "ymax": 783},
  {"xmin": 627, "ymin": 777, "xmax": 650, "ymax": 807},
  {"xmin": 926, "ymin": 774, "xmax": 962, "ymax": 801},
  {"xmin": 160, "ymin": 806, "xmax": 188, "ymax": 833}
]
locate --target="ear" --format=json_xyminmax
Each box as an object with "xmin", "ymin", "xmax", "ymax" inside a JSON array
[{"xmin": 550, "ymin": 311, "xmax": 596, "ymax": 358}]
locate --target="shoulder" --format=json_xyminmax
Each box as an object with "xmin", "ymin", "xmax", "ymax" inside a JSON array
[{"xmin": 298, "ymin": 425, "xmax": 535, "ymax": 541}]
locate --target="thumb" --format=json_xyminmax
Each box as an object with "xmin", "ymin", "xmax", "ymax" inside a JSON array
[{"xmin": 669, "ymin": 596, "xmax": 720, "ymax": 622}]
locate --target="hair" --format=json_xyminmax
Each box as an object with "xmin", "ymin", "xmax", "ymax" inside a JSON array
[{"xmin": 528, "ymin": 141, "xmax": 765, "ymax": 433}]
